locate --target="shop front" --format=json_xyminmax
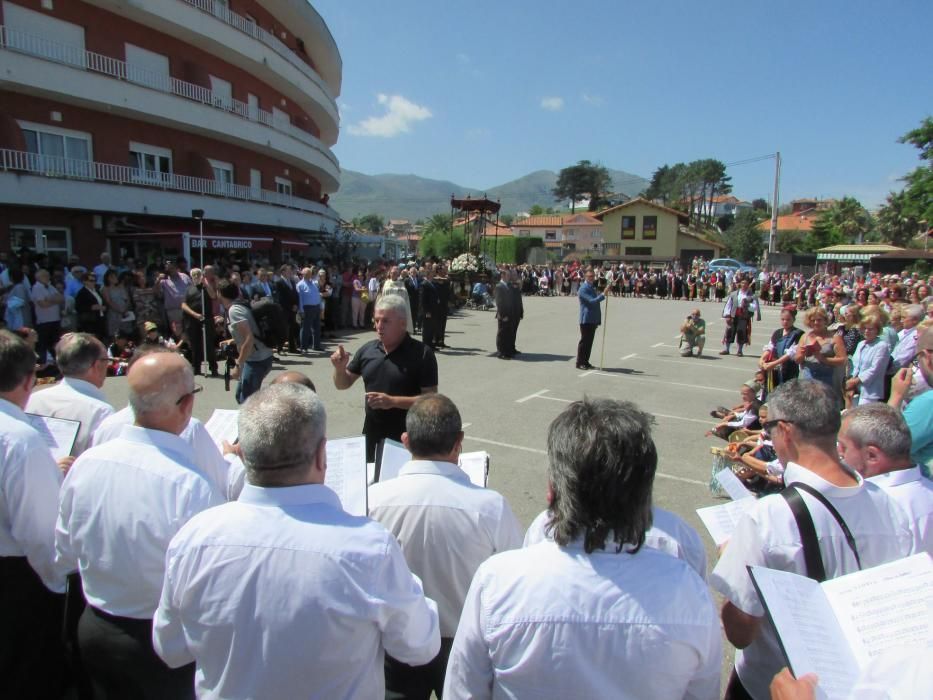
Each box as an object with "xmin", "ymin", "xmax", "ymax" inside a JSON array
[{"xmin": 110, "ymin": 231, "xmax": 308, "ymax": 267}]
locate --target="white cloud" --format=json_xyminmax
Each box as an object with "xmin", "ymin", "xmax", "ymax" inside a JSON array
[
  {"xmin": 540, "ymin": 96, "xmax": 564, "ymax": 111},
  {"xmin": 338, "ymin": 101, "xmax": 352, "ymax": 113},
  {"xmin": 456, "ymin": 52, "xmax": 471, "ymax": 65},
  {"xmin": 582, "ymin": 92, "xmax": 604, "ymax": 106},
  {"xmin": 347, "ymin": 94, "xmax": 432, "ymax": 137}
]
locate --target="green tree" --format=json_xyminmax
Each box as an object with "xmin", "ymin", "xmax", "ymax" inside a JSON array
[
  {"xmin": 751, "ymin": 198, "xmax": 769, "ymax": 213},
  {"xmin": 827, "ymin": 196, "xmax": 874, "ymax": 243},
  {"xmin": 723, "ymin": 210, "xmax": 765, "ymax": 262},
  {"xmin": 876, "ymin": 189, "xmax": 922, "ymax": 247},
  {"xmin": 896, "ymin": 116, "xmax": 933, "ymax": 227},
  {"xmin": 499, "ymin": 213, "xmax": 515, "ymax": 227},
  {"xmin": 716, "ymin": 214, "xmax": 735, "ymax": 232},
  {"xmin": 528, "ymin": 205, "xmax": 545, "ymax": 216},
  {"xmin": 423, "ymin": 213, "xmax": 453, "ymax": 235},
  {"xmin": 352, "ymin": 214, "xmax": 384, "ymax": 234},
  {"xmin": 552, "ymin": 160, "xmax": 612, "ymax": 212}
]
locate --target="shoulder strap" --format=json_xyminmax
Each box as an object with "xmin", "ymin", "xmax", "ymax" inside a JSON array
[{"xmin": 780, "ymin": 486, "xmax": 826, "ymax": 582}]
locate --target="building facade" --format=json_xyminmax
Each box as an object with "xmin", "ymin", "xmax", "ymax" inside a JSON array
[
  {"xmin": 0, "ymin": 0, "xmax": 341, "ymax": 265},
  {"xmin": 510, "ymin": 213, "xmax": 603, "ymax": 259}
]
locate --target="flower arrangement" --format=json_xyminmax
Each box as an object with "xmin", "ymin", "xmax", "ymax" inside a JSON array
[{"xmin": 450, "ymin": 253, "xmax": 479, "ymax": 273}]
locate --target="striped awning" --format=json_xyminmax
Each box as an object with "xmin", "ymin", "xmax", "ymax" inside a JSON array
[{"xmin": 815, "ymin": 252, "xmax": 880, "ymax": 262}]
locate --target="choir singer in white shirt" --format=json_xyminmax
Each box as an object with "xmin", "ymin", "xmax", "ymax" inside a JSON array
[
  {"xmin": 153, "ymin": 382, "xmax": 440, "ymax": 699},
  {"xmin": 443, "ymin": 398, "xmax": 721, "ymax": 700}
]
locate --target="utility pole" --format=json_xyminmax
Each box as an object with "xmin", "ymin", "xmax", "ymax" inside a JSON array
[{"xmin": 768, "ymin": 151, "xmax": 781, "ymax": 256}]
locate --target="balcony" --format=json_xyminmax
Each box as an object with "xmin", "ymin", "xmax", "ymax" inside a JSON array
[
  {"xmin": 0, "ymin": 25, "xmax": 339, "ymax": 178},
  {"xmin": 0, "ymin": 147, "xmax": 338, "ymax": 232}
]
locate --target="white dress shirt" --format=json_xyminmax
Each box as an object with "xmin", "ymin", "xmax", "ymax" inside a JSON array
[
  {"xmin": 867, "ymin": 466, "xmax": 933, "ymax": 554},
  {"xmin": 54, "ymin": 424, "xmax": 224, "ymax": 618},
  {"xmin": 31, "ymin": 281, "xmax": 62, "ymax": 324},
  {"xmin": 93, "ymin": 406, "xmax": 242, "ymax": 500},
  {"xmin": 892, "ymin": 326, "xmax": 918, "ymax": 370},
  {"xmin": 443, "ymin": 540, "xmax": 721, "ymax": 700},
  {"xmin": 26, "ymin": 377, "xmax": 113, "ymax": 456},
  {"xmin": 153, "ymin": 483, "xmax": 440, "ymax": 699},
  {"xmin": 368, "ymin": 459, "xmax": 523, "ymax": 637},
  {"xmin": 710, "ymin": 462, "xmax": 914, "ymax": 700},
  {"xmin": 523, "ymin": 506, "xmax": 708, "ymax": 581},
  {"xmin": 0, "ymin": 398, "xmax": 65, "ymax": 593}
]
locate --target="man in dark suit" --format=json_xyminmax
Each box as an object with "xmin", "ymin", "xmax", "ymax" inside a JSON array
[
  {"xmin": 509, "ymin": 270, "xmax": 524, "ymax": 356},
  {"xmin": 405, "ymin": 266, "xmax": 422, "ymax": 334},
  {"xmin": 576, "ymin": 267, "xmax": 606, "ymax": 370},
  {"xmin": 494, "ymin": 270, "xmax": 514, "ymax": 359},
  {"xmin": 433, "ymin": 264, "xmax": 450, "ymax": 349},
  {"xmin": 274, "ymin": 264, "xmax": 300, "ymax": 354},
  {"xmin": 420, "ymin": 267, "xmax": 440, "ymax": 349}
]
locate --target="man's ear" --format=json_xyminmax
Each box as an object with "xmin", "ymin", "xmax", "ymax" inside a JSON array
[
  {"xmin": 863, "ymin": 444, "xmax": 883, "ymax": 466},
  {"xmin": 314, "ymin": 438, "xmax": 328, "ymax": 477},
  {"xmin": 400, "ymin": 432, "xmax": 410, "ymax": 451}
]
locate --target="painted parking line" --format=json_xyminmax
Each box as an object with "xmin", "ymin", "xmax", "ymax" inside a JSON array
[
  {"xmin": 463, "ymin": 435, "xmax": 706, "ymax": 486},
  {"xmin": 581, "ymin": 371, "xmax": 735, "ymax": 394},
  {"xmin": 516, "ymin": 389, "xmax": 550, "ymax": 403},
  {"xmin": 625, "ymin": 356, "xmax": 752, "ymax": 373},
  {"xmin": 620, "ymin": 353, "xmax": 638, "ymax": 361}
]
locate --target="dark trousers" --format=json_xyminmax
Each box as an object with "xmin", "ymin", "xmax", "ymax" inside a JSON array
[
  {"xmin": 510, "ymin": 319, "xmax": 520, "ymax": 353},
  {"xmin": 723, "ymin": 670, "xmax": 754, "ymax": 700},
  {"xmin": 0, "ymin": 557, "xmax": 66, "ymax": 699},
  {"xmin": 437, "ymin": 311, "xmax": 448, "ymax": 346},
  {"xmin": 577, "ymin": 323, "xmax": 598, "ymax": 365},
  {"xmin": 79, "ymin": 606, "xmax": 195, "ymax": 700},
  {"xmin": 385, "ymin": 637, "xmax": 454, "ymax": 700},
  {"xmin": 185, "ymin": 320, "xmax": 217, "ymax": 374},
  {"xmin": 422, "ymin": 315, "xmax": 437, "ymax": 348},
  {"xmin": 35, "ymin": 321, "xmax": 61, "ymax": 364},
  {"xmin": 496, "ymin": 318, "xmax": 512, "ymax": 356},
  {"xmin": 300, "ymin": 304, "xmax": 322, "ymax": 350}
]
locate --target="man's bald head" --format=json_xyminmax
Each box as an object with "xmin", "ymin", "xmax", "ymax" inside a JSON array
[
  {"xmin": 271, "ymin": 371, "xmax": 316, "ymax": 392},
  {"xmin": 128, "ymin": 352, "xmax": 195, "ymax": 434}
]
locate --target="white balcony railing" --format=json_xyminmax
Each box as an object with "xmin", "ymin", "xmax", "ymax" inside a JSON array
[
  {"xmin": 180, "ymin": 0, "xmax": 336, "ymax": 107},
  {"xmin": 0, "ymin": 25, "xmax": 339, "ymax": 171},
  {"xmin": 0, "ymin": 148, "xmax": 337, "ymax": 221}
]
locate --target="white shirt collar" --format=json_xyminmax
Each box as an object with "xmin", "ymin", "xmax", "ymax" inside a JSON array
[
  {"xmin": 783, "ymin": 461, "xmax": 864, "ymax": 498},
  {"xmin": 399, "ymin": 459, "xmax": 470, "ymax": 481},
  {"xmin": 62, "ymin": 377, "xmax": 108, "ymax": 403},
  {"xmin": 238, "ymin": 483, "xmax": 342, "ymax": 509},
  {"xmin": 0, "ymin": 397, "xmax": 27, "ymax": 421},
  {"xmin": 117, "ymin": 424, "xmax": 196, "ymax": 463},
  {"xmin": 866, "ymin": 465, "xmax": 923, "ymax": 488}
]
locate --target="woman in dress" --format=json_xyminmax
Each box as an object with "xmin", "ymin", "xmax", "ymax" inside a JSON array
[
  {"xmin": 795, "ymin": 306, "xmax": 847, "ymax": 407},
  {"xmin": 845, "ymin": 307, "xmax": 891, "ymax": 406},
  {"xmin": 759, "ymin": 307, "xmax": 804, "ymax": 391},
  {"xmin": 350, "ymin": 266, "xmax": 365, "ymax": 328},
  {"xmin": 101, "ymin": 269, "xmax": 129, "ymax": 340},
  {"xmin": 75, "ymin": 272, "xmax": 106, "ymax": 340},
  {"xmin": 130, "ymin": 268, "xmax": 161, "ymax": 339}
]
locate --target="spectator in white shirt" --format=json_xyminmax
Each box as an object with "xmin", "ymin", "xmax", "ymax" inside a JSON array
[
  {"xmin": 30, "ymin": 268, "xmax": 64, "ymax": 365},
  {"xmin": 369, "ymin": 393, "xmax": 522, "ymax": 698},
  {"xmin": 443, "ymin": 398, "xmax": 721, "ymax": 700},
  {"xmin": 711, "ymin": 379, "xmax": 913, "ymax": 700},
  {"xmin": 92, "ymin": 252, "xmax": 111, "ymax": 283},
  {"xmin": 55, "ymin": 352, "xmax": 223, "ymax": 699},
  {"xmin": 837, "ymin": 403, "xmax": 932, "ymax": 553},
  {"xmin": 0, "ymin": 330, "xmax": 68, "ymax": 698},
  {"xmin": 153, "ymin": 383, "xmax": 440, "ymax": 699},
  {"xmin": 26, "ymin": 332, "xmax": 114, "ymax": 457},
  {"xmin": 891, "ymin": 304, "xmax": 923, "ymax": 371}
]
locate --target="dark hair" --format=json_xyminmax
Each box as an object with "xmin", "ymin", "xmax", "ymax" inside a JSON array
[
  {"xmin": 768, "ymin": 379, "xmax": 841, "ymax": 439},
  {"xmin": 104, "ymin": 270, "xmax": 118, "ymax": 286},
  {"xmin": 56, "ymin": 333, "xmax": 104, "ymax": 375},
  {"xmin": 0, "ymin": 329, "xmax": 37, "ymax": 391},
  {"xmin": 546, "ymin": 398, "xmax": 656, "ymax": 554},
  {"xmin": 218, "ymin": 279, "xmax": 241, "ymax": 300},
  {"xmin": 405, "ymin": 394, "xmax": 462, "ymax": 456}
]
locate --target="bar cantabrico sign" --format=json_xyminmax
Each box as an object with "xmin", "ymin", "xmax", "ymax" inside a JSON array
[{"xmin": 191, "ymin": 238, "xmax": 259, "ymax": 249}]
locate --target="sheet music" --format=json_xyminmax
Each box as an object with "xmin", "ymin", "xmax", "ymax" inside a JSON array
[
  {"xmin": 714, "ymin": 468, "xmax": 755, "ymax": 500},
  {"xmin": 749, "ymin": 566, "xmax": 861, "ymax": 700},
  {"xmin": 695, "ymin": 499, "xmax": 756, "ymax": 545},
  {"xmin": 823, "ymin": 554, "xmax": 933, "ymax": 668},
  {"xmin": 377, "ymin": 439, "xmax": 410, "ymax": 482},
  {"xmin": 459, "ymin": 451, "xmax": 489, "ymax": 488},
  {"xmin": 25, "ymin": 413, "xmax": 80, "ymax": 461},
  {"xmin": 325, "ymin": 436, "xmax": 367, "ymax": 517},
  {"xmin": 204, "ymin": 409, "xmax": 239, "ymax": 448}
]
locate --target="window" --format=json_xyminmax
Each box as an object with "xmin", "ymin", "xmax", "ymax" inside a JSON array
[
  {"xmin": 125, "ymin": 44, "xmax": 170, "ymax": 91},
  {"xmin": 642, "ymin": 215, "xmax": 657, "ymax": 239},
  {"xmin": 20, "ymin": 121, "xmax": 92, "ymax": 178},
  {"xmin": 10, "ymin": 226, "xmax": 71, "ymax": 259},
  {"xmin": 519, "ymin": 229, "xmax": 530, "ymax": 237},
  {"xmin": 129, "ymin": 142, "xmax": 172, "ymax": 183},
  {"xmin": 592, "ymin": 229, "xmax": 602, "ymax": 238},
  {"xmin": 621, "ymin": 215, "xmax": 636, "ymax": 239},
  {"xmin": 564, "ymin": 228, "xmax": 576, "ymax": 240},
  {"xmin": 625, "ymin": 247, "xmax": 652, "ymax": 256},
  {"xmin": 208, "ymin": 158, "xmax": 234, "ymax": 193},
  {"xmin": 275, "ymin": 176, "xmax": 292, "ymax": 196},
  {"xmin": 545, "ymin": 230, "xmax": 557, "ymax": 241},
  {"xmin": 564, "ymin": 243, "xmax": 576, "ymax": 251}
]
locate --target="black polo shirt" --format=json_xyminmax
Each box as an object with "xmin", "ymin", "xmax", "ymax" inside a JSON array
[{"xmin": 347, "ymin": 334, "xmax": 438, "ymax": 456}]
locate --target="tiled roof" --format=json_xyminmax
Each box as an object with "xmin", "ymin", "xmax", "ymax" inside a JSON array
[
  {"xmin": 593, "ymin": 198, "xmax": 690, "ymax": 221},
  {"xmin": 756, "ymin": 214, "xmax": 817, "ymax": 232},
  {"xmin": 512, "ymin": 215, "xmax": 564, "ymax": 227}
]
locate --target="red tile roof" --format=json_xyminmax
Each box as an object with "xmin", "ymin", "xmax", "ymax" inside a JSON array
[
  {"xmin": 512, "ymin": 215, "xmax": 564, "ymax": 227},
  {"xmin": 756, "ymin": 214, "xmax": 817, "ymax": 232},
  {"xmin": 593, "ymin": 197, "xmax": 690, "ymax": 221}
]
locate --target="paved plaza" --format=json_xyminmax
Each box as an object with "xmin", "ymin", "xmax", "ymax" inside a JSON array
[{"xmin": 98, "ymin": 294, "xmax": 787, "ymax": 683}]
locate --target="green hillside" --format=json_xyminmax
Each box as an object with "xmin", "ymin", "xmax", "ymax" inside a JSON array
[{"xmin": 329, "ymin": 168, "xmax": 649, "ymax": 222}]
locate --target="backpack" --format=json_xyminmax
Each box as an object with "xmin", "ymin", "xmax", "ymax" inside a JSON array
[{"xmin": 233, "ymin": 299, "xmax": 288, "ymax": 348}]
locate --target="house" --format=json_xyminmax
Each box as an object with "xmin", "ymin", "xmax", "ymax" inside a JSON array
[
  {"xmin": 692, "ymin": 195, "xmax": 753, "ymax": 220},
  {"xmin": 510, "ymin": 213, "xmax": 603, "ymax": 257},
  {"xmin": 595, "ymin": 198, "xmax": 725, "ymax": 267}
]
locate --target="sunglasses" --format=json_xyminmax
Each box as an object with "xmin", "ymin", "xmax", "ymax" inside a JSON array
[
  {"xmin": 175, "ymin": 384, "xmax": 204, "ymax": 405},
  {"xmin": 761, "ymin": 418, "xmax": 795, "ymax": 432}
]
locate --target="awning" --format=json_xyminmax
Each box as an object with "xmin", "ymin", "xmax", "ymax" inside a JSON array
[
  {"xmin": 280, "ymin": 237, "xmax": 309, "ymax": 248},
  {"xmin": 815, "ymin": 252, "xmax": 880, "ymax": 262},
  {"xmin": 191, "ymin": 234, "xmax": 275, "ymax": 250}
]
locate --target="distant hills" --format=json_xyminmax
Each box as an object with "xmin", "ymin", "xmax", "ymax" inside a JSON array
[{"xmin": 329, "ymin": 168, "xmax": 651, "ymax": 222}]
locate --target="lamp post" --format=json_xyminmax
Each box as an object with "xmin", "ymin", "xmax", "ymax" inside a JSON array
[{"xmin": 191, "ymin": 209, "xmax": 208, "ymax": 375}]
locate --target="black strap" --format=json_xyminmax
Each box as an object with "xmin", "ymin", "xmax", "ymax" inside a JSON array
[{"xmin": 781, "ymin": 482, "xmax": 862, "ymax": 582}]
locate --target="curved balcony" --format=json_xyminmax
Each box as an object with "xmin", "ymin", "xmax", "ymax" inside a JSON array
[
  {"xmin": 0, "ymin": 148, "xmax": 339, "ymax": 233},
  {"xmin": 0, "ymin": 26, "xmax": 339, "ymax": 191},
  {"xmin": 82, "ymin": 0, "xmax": 339, "ymax": 145}
]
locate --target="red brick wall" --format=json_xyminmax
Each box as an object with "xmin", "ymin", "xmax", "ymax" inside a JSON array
[{"xmin": 1, "ymin": 0, "xmax": 321, "ymax": 138}]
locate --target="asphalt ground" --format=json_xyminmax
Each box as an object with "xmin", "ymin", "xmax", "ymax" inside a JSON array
[{"xmin": 97, "ymin": 293, "xmax": 789, "ymax": 690}]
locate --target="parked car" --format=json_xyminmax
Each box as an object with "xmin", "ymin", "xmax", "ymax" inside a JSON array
[{"xmin": 707, "ymin": 258, "xmax": 757, "ymax": 275}]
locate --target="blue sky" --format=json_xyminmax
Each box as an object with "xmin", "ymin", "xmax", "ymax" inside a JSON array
[{"xmin": 314, "ymin": 0, "xmax": 932, "ymax": 209}]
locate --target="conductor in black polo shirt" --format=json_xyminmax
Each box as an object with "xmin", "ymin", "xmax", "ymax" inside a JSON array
[{"xmin": 331, "ymin": 294, "xmax": 439, "ymax": 461}]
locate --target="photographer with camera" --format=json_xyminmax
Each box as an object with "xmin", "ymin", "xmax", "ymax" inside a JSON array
[
  {"xmin": 680, "ymin": 308, "xmax": 706, "ymax": 357},
  {"xmin": 218, "ymin": 280, "xmax": 273, "ymax": 404}
]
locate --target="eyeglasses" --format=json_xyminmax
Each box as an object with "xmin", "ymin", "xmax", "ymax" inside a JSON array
[
  {"xmin": 762, "ymin": 418, "xmax": 795, "ymax": 432},
  {"xmin": 175, "ymin": 384, "xmax": 204, "ymax": 405}
]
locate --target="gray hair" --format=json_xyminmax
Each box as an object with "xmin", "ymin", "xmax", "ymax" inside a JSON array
[
  {"xmin": 239, "ymin": 383, "xmax": 326, "ymax": 486},
  {"xmin": 904, "ymin": 304, "xmax": 924, "ymax": 322},
  {"xmin": 0, "ymin": 330, "xmax": 37, "ymax": 392},
  {"xmin": 374, "ymin": 294, "xmax": 409, "ymax": 327},
  {"xmin": 768, "ymin": 379, "xmax": 841, "ymax": 439},
  {"xmin": 56, "ymin": 333, "xmax": 104, "ymax": 376},
  {"xmin": 129, "ymin": 359, "xmax": 194, "ymax": 417},
  {"xmin": 843, "ymin": 404, "xmax": 912, "ymax": 459},
  {"xmin": 405, "ymin": 394, "xmax": 461, "ymax": 456}
]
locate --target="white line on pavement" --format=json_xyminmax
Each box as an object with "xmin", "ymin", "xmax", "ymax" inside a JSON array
[
  {"xmin": 628, "ymin": 356, "xmax": 751, "ymax": 373},
  {"xmin": 516, "ymin": 389, "xmax": 549, "ymax": 403},
  {"xmin": 581, "ymin": 371, "xmax": 734, "ymax": 394},
  {"xmin": 462, "ymin": 422, "xmax": 472, "ymax": 429},
  {"xmin": 620, "ymin": 353, "xmax": 637, "ymax": 360},
  {"xmin": 653, "ymin": 412, "xmax": 712, "ymax": 425},
  {"xmin": 463, "ymin": 435, "xmax": 705, "ymax": 486},
  {"xmin": 651, "ymin": 342, "xmax": 665, "ymax": 347}
]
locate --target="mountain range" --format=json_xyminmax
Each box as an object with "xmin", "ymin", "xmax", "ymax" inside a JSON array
[{"xmin": 329, "ymin": 168, "xmax": 651, "ymax": 222}]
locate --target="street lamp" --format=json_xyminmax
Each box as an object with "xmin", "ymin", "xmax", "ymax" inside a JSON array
[{"xmin": 191, "ymin": 209, "xmax": 207, "ymax": 375}]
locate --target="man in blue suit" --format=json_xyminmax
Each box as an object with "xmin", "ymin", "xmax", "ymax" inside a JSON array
[{"xmin": 576, "ymin": 268, "xmax": 606, "ymax": 370}]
